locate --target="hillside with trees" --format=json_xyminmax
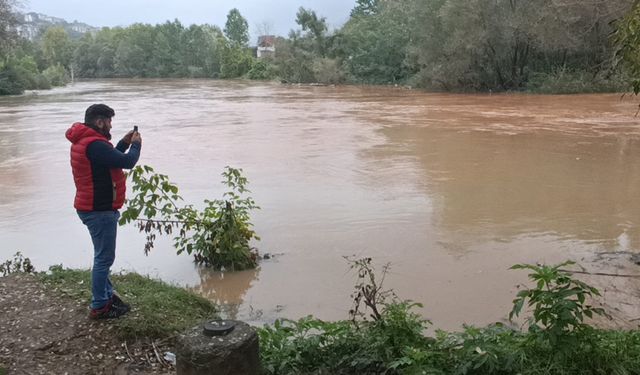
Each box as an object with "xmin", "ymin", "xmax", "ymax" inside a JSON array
[{"xmin": 0, "ymin": 0, "xmax": 637, "ymax": 95}]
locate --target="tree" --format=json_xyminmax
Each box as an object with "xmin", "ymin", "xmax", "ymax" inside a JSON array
[
  {"xmin": 339, "ymin": 0, "xmax": 416, "ymax": 84},
  {"xmin": 255, "ymin": 20, "xmax": 274, "ymax": 38},
  {"xmin": 0, "ymin": 0, "xmax": 19, "ymax": 55},
  {"xmin": 613, "ymin": 0, "xmax": 640, "ymax": 94},
  {"xmin": 41, "ymin": 27, "xmax": 73, "ymax": 69},
  {"xmin": 295, "ymin": 7, "xmax": 328, "ymax": 56},
  {"xmin": 351, "ymin": 0, "xmax": 380, "ymax": 17},
  {"xmin": 72, "ymin": 35, "xmax": 92, "ymax": 77},
  {"xmin": 224, "ymin": 8, "xmax": 249, "ymax": 46}
]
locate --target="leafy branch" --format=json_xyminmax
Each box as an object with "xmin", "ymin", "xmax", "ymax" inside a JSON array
[{"xmin": 120, "ymin": 165, "xmax": 260, "ymax": 271}]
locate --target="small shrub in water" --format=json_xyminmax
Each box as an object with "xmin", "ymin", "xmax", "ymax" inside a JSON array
[{"xmin": 120, "ymin": 165, "xmax": 259, "ymax": 270}]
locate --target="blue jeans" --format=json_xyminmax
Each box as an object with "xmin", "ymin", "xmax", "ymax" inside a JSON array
[{"xmin": 77, "ymin": 210, "xmax": 120, "ymax": 309}]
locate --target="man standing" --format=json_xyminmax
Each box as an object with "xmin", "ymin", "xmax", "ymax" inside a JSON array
[{"xmin": 66, "ymin": 104, "xmax": 142, "ymax": 319}]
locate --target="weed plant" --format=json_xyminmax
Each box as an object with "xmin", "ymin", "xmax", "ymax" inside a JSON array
[
  {"xmin": 0, "ymin": 252, "xmax": 35, "ymax": 276},
  {"xmin": 258, "ymin": 259, "xmax": 640, "ymax": 375}
]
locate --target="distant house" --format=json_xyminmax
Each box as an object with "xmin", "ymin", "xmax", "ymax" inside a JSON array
[{"xmin": 257, "ymin": 35, "xmax": 276, "ymax": 58}]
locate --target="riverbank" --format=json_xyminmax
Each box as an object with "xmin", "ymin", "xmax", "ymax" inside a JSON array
[
  {"xmin": 1, "ymin": 254, "xmax": 640, "ymax": 374},
  {"xmin": 0, "ymin": 267, "xmax": 217, "ymax": 374}
]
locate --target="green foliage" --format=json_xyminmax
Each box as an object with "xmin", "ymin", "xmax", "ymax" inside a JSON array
[
  {"xmin": 527, "ymin": 68, "xmax": 628, "ymax": 94},
  {"xmin": 0, "ymin": 62, "xmax": 25, "ymax": 95},
  {"xmin": 351, "ymin": 0, "xmax": 380, "ymax": 17},
  {"xmin": 41, "ymin": 27, "xmax": 73, "ymax": 69},
  {"xmin": 41, "ymin": 63, "xmax": 70, "ymax": 86},
  {"xmin": 0, "ymin": 252, "xmax": 35, "ymax": 276},
  {"xmin": 259, "ymin": 302, "xmax": 432, "ymax": 375},
  {"xmin": 260, "ymin": 257, "xmax": 433, "ymax": 374},
  {"xmin": 260, "ymin": 260, "xmax": 640, "ymax": 375},
  {"xmin": 272, "ymin": 36, "xmax": 316, "ymax": 83},
  {"xmin": 120, "ymin": 165, "xmax": 260, "ymax": 270},
  {"xmin": 0, "ymin": 0, "xmax": 19, "ymax": 52},
  {"xmin": 312, "ymin": 58, "xmax": 344, "ymax": 84},
  {"xmin": 613, "ymin": 1, "xmax": 640, "ymax": 94},
  {"xmin": 247, "ymin": 58, "xmax": 276, "ymax": 80},
  {"xmin": 338, "ymin": 1, "xmax": 415, "ymax": 84},
  {"xmin": 220, "ymin": 44, "xmax": 254, "ymax": 78},
  {"xmin": 1, "ymin": 0, "xmax": 634, "ymax": 93},
  {"xmin": 509, "ymin": 261, "xmax": 609, "ymax": 348},
  {"xmin": 296, "ymin": 7, "xmax": 328, "ymax": 57},
  {"xmin": 224, "ymin": 8, "xmax": 249, "ymax": 47},
  {"xmin": 40, "ymin": 266, "xmax": 217, "ymax": 341}
]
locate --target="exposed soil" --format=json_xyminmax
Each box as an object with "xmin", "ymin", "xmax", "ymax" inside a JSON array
[{"xmin": 0, "ymin": 273, "xmax": 175, "ymax": 375}]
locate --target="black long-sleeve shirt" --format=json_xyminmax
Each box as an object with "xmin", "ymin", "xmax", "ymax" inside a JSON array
[
  {"xmin": 84, "ymin": 140, "xmax": 141, "ymax": 210},
  {"xmin": 87, "ymin": 140, "xmax": 141, "ymax": 169}
]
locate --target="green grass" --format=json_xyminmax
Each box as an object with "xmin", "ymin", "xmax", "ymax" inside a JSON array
[
  {"xmin": 0, "ymin": 367, "xmax": 6, "ymax": 375},
  {"xmin": 40, "ymin": 266, "xmax": 217, "ymax": 341},
  {"xmin": 258, "ymin": 311, "xmax": 640, "ymax": 375},
  {"xmin": 258, "ymin": 260, "xmax": 640, "ymax": 375}
]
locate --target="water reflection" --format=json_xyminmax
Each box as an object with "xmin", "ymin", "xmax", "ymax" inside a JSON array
[
  {"xmin": 190, "ymin": 265, "xmax": 260, "ymax": 320},
  {"xmin": 364, "ymin": 94, "xmax": 640, "ymax": 253}
]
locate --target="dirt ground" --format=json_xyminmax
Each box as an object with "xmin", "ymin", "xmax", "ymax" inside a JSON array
[{"xmin": 0, "ymin": 273, "xmax": 175, "ymax": 375}]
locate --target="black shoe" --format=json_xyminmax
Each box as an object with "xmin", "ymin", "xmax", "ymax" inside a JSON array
[
  {"xmin": 111, "ymin": 292, "xmax": 131, "ymax": 313},
  {"xmin": 89, "ymin": 300, "xmax": 128, "ymax": 320}
]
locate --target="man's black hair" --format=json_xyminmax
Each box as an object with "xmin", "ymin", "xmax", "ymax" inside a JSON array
[{"xmin": 84, "ymin": 104, "xmax": 115, "ymax": 126}]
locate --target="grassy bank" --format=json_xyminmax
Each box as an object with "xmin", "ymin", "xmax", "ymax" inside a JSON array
[
  {"xmin": 40, "ymin": 266, "xmax": 217, "ymax": 341},
  {"xmin": 15, "ymin": 258, "xmax": 640, "ymax": 374}
]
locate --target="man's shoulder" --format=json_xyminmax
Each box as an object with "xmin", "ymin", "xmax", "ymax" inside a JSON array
[{"xmin": 86, "ymin": 140, "xmax": 115, "ymax": 159}]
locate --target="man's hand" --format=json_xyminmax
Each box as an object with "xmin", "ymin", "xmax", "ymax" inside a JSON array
[
  {"xmin": 121, "ymin": 130, "xmax": 135, "ymax": 145},
  {"xmin": 131, "ymin": 131, "xmax": 142, "ymax": 144}
]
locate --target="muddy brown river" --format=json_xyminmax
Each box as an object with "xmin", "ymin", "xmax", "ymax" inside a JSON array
[{"xmin": 1, "ymin": 80, "xmax": 639, "ymax": 330}]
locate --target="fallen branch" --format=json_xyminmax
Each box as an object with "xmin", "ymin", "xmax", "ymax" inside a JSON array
[
  {"xmin": 560, "ymin": 269, "xmax": 640, "ymax": 279},
  {"xmin": 152, "ymin": 341, "xmax": 167, "ymax": 367},
  {"xmin": 123, "ymin": 341, "xmax": 134, "ymax": 362}
]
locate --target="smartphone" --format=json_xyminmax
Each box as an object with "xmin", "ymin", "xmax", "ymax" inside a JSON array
[{"xmin": 133, "ymin": 125, "xmax": 138, "ymax": 132}]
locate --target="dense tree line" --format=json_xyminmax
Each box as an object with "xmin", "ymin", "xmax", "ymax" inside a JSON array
[
  {"xmin": 0, "ymin": 0, "xmax": 637, "ymax": 95},
  {"xmin": 286, "ymin": 0, "xmax": 634, "ymax": 92}
]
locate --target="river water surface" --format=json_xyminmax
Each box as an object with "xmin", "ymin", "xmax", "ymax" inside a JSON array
[{"xmin": 1, "ymin": 80, "xmax": 639, "ymax": 330}]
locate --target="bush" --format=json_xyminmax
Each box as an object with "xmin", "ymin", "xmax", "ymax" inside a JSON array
[
  {"xmin": 526, "ymin": 68, "xmax": 627, "ymax": 94},
  {"xmin": 41, "ymin": 64, "xmax": 70, "ymax": 87},
  {"xmin": 247, "ymin": 59, "xmax": 277, "ymax": 80},
  {"xmin": 220, "ymin": 46, "xmax": 254, "ymax": 78},
  {"xmin": 0, "ymin": 63, "xmax": 25, "ymax": 95},
  {"xmin": 313, "ymin": 58, "xmax": 345, "ymax": 84},
  {"xmin": 120, "ymin": 165, "xmax": 260, "ymax": 270}
]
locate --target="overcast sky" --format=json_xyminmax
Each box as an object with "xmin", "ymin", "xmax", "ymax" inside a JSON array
[{"xmin": 22, "ymin": 0, "xmax": 355, "ymax": 43}]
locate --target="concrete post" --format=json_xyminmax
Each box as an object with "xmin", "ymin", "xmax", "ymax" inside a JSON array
[{"xmin": 176, "ymin": 320, "xmax": 260, "ymax": 375}]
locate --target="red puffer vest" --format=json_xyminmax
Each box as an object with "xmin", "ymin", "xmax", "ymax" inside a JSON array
[{"xmin": 66, "ymin": 122, "xmax": 126, "ymax": 211}]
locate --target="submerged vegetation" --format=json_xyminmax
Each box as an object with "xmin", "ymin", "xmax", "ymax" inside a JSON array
[
  {"xmin": 119, "ymin": 165, "xmax": 260, "ymax": 271},
  {"xmin": 0, "ymin": 0, "xmax": 638, "ymax": 94}
]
